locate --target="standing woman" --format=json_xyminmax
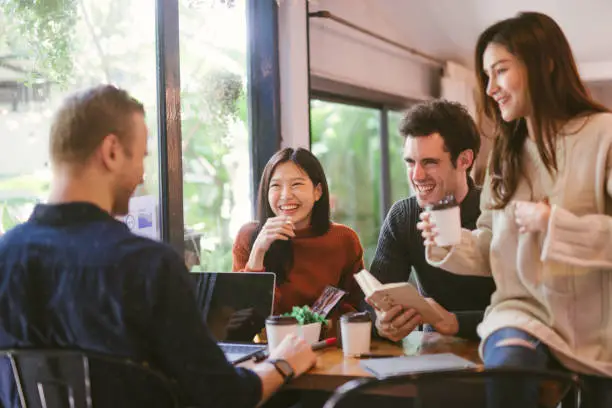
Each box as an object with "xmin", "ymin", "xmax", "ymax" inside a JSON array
[
  {"xmin": 419, "ymin": 12, "xmax": 612, "ymax": 406},
  {"xmin": 233, "ymin": 148, "xmax": 364, "ymax": 317}
]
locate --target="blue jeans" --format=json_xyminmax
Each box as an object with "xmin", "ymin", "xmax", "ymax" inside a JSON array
[{"xmin": 484, "ymin": 327, "xmax": 612, "ymax": 408}]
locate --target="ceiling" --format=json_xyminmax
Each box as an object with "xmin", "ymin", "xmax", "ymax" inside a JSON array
[{"xmin": 372, "ymin": 0, "xmax": 612, "ymax": 68}]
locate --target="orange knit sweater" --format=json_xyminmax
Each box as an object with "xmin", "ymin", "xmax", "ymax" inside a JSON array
[{"xmin": 232, "ymin": 222, "xmax": 365, "ymax": 316}]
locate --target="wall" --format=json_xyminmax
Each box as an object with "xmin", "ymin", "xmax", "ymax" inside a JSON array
[
  {"xmin": 308, "ymin": 0, "xmax": 441, "ymax": 103},
  {"xmin": 278, "ymin": 0, "xmax": 492, "ymax": 161},
  {"xmin": 588, "ymin": 82, "xmax": 612, "ymax": 109},
  {"xmin": 440, "ymin": 61, "xmax": 493, "ymax": 185},
  {"xmin": 441, "ymin": 61, "xmax": 477, "ymax": 116},
  {"xmin": 278, "ymin": 0, "xmax": 310, "ymax": 150},
  {"xmin": 278, "ymin": 0, "xmax": 442, "ymax": 149}
]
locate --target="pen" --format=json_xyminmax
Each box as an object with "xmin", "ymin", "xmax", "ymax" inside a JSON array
[
  {"xmin": 253, "ymin": 337, "xmax": 337, "ymax": 362},
  {"xmin": 311, "ymin": 337, "xmax": 337, "ymax": 351},
  {"xmin": 354, "ymin": 353, "xmax": 398, "ymax": 359}
]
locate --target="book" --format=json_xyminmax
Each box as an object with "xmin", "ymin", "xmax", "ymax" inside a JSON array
[{"xmin": 354, "ymin": 269, "xmax": 443, "ymax": 324}]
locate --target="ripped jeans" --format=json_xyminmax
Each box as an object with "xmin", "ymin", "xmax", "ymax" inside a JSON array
[{"xmin": 483, "ymin": 327, "xmax": 612, "ymax": 408}]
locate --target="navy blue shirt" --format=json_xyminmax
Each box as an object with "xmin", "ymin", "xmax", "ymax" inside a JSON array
[{"xmin": 0, "ymin": 202, "xmax": 261, "ymax": 407}]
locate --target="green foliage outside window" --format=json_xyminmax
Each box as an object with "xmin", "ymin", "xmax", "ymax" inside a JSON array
[{"xmin": 0, "ymin": 1, "xmax": 412, "ymax": 273}]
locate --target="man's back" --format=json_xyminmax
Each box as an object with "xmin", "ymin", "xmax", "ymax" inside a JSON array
[
  {"xmin": 0, "ymin": 203, "xmax": 160, "ymax": 356},
  {"xmin": 0, "ymin": 202, "xmax": 262, "ymax": 407}
]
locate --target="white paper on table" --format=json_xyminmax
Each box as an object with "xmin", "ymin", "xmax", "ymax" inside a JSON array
[{"xmin": 119, "ymin": 195, "xmax": 159, "ymax": 240}]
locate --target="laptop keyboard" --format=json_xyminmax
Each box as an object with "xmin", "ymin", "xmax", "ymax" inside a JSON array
[{"xmin": 219, "ymin": 343, "xmax": 267, "ymax": 363}]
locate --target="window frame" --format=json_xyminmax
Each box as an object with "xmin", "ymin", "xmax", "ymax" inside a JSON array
[
  {"xmin": 154, "ymin": 0, "xmax": 282, "ymax": 256},
  {"xmin": 309, "ymin": 90, "xmax": 413, "ymax": 223}
]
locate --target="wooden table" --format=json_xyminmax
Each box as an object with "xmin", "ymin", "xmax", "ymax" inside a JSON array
[
  {"xmin": 244, "ymin": 331, "xmax": 482, "ymax": 392},
  {"xmin": 247, "ymin": 333, "xmax": 567, "ymax": 408}
]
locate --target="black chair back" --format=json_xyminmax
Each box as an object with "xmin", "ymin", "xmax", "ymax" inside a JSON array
[
  {"xmin": 323, "ymin": 367, "xmax": 581, "ymax": 408},
  {"xmin": 2, "ymin": 349, "xmax": 179, "ymax": 408}
]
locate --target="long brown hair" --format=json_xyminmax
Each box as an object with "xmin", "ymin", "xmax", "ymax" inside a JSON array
[
  {"xmin": 475, "ymin": 12, "xmax": 608, "ymax": 208},
  {"xmin": 251, "ymin": 148, "xmax": 331, "ymax": 283}
]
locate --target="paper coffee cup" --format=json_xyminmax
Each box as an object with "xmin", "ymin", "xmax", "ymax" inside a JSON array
[
  {"xmin": 340, "ymin": 312, "xmax": 372, "ymax": 357},
  {"xmin": 265, "ymin": 315, "xmax": 298, "ymax": 351},
  {"xmin": 426, "ymin": 195, "xmax": 461, "ymax": 247}
]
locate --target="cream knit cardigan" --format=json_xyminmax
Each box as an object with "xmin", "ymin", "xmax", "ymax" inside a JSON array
[{"xmin": 427, "ymin": 113, "xmax": 612, "ymax": 377}]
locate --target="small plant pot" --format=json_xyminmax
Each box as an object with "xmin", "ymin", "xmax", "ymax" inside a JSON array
[{"xmin": 298, "ymin": 322, "xmax": 322, "ymax": 344}]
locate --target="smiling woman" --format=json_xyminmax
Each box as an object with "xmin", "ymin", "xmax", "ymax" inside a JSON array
[
  {"xmin": 422, "ymin": 11, "xmax": 612, "ymax": 408},
  {"xmin": 267, "ymin": 161, "xmax": 323, "ymax": 230},
  {"xmin": 232, "ymin": 148, "xmax": 366, "ymax": 320}
]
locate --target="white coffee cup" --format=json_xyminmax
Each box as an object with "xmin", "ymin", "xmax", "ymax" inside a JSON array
[
  {"xmin": 340, "ymin": 312, "xmax": 372, "ymax": 357},
  {"xmin": 266, "ymin": 315, "xmax": 298, "ymax": 351},
  {"xmin": 426, "ymin": 195, "xmax": 461, "ymax": 247}
]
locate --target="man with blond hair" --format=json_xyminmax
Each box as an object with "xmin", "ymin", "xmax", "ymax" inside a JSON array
[{"xmin": 0, "ymin": 85, "xmax": 315, "ymax": 407}]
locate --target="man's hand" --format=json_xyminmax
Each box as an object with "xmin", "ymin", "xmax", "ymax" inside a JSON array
[
  {"xmin": 268, "ymin": 334, "xmax": 317, "ymax": 377},
  {"xmin": 372, "ymin": 304, "xmax": 421, "ymax": 342},
  {"xmin": 417, "ymin": 212, "xmax": 438, "ymax": 247},
  {"xmin": 426, "ymin": 298, "xmax": 459, "ymax": 336},
  {"xmin": 255, "ymin": 334, "xmax": 317, "ymax": 406}
]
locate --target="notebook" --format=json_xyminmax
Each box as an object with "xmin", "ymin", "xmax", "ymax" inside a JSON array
[
  {"xmin": 191, "ymin": 272, "xmax": 275, "ymax": 364},
  {"xmin": 360, "ymin": 353, "xmax": 478, "ymax": 379}
]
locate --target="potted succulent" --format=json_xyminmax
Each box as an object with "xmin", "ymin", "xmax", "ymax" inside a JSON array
[{"xmin": 284, "ymin": 306, "xmax": 329, "ymax": 344}]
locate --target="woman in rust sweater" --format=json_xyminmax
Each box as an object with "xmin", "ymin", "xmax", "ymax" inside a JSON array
[{"xmin": 232, "ymin": 148, "xmax": 364, "ymax": 316}]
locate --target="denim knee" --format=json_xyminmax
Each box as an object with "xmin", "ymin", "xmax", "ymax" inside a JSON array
[{"xmin": 483, "ymin": 327, "xmax": 549, "ymax": 369}]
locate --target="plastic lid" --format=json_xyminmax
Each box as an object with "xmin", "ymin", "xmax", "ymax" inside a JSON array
[
  {"xmin": 340, "ymin": 311, "xmax": 371, "ymax": 323},
  {"xmin": 425, "ymin": 194, "xmax": 458, "ymax": 211},
  {"xmin": 265, "ymin": 315, "xmax": 298, "ymax": 326}
]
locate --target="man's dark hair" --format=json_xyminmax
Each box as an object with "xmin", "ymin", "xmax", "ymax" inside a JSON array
[{"xmin": 399, "ymin": 99, "xmax": 481, "ymax": 172}]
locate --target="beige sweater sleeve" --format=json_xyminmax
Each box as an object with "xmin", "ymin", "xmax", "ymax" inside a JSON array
[
  {"xmin": 541, "ymin": 132, "xmax": 612, "ymax": 268},
  {"xmin": 426, "ymin": 179, "xmax": 493, "ymax": 277},
  {"xmin": 542, "ymin": 204, "xmax": 612, "ymax": 268}
]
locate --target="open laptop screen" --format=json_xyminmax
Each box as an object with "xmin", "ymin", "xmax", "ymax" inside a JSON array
[{"xmin": 191, "ymin": 272, "xmax": 275, "ymax": 342}]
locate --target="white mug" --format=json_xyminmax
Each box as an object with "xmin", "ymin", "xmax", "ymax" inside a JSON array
[
  {"xmin": 265, "ymin": 315, "xmax": 298, "ymax": 351},
  {"xmin": 340, "ymin": 312, "xmax": 372, "ymax": 357},
  {"xmin": 426, "ymin": 195, "xmax": 461, "ymax": 247}
]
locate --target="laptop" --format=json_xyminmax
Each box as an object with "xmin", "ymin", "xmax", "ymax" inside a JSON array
[{"xmin": 191, "ymin": 272, "xmax": 275, "ymax": 364}]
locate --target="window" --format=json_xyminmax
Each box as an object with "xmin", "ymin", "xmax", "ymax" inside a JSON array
[
  {"xmin": 0, "ymin": 0, "xmax": 159, "ymax": 236},
  {"xmin": 310, "ymin": 99, "xmax": 382, "ymax": 266},
  {"xmin": 179, "ymin": 0, "xmax": 251, "ymax": 271},
  {"xmin": 309, "ymin": 98, "xmax": 414, "ymax": 267},
  {"xmin": 388, "ymin": 110, "xmax": 411, "ymax": 205}
]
